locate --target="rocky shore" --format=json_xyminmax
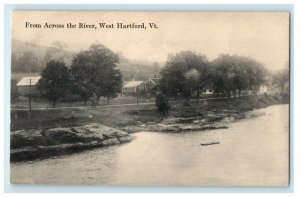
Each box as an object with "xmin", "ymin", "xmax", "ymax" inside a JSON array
[
  {"xmin": 121, "ymin": 110, "xmax": 265, "ymax": 133},
  {"xmin": 10, "ymin": 107, "xmax": 266, "ymax": 162},
  {"xmin": 10, "ymin": 123, "xmax": 134, "ymax": 162}
]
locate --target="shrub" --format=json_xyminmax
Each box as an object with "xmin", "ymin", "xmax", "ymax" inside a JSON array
[{"xmin": 155, "ymin": 94, "xmax": 171, "ymax": 116}]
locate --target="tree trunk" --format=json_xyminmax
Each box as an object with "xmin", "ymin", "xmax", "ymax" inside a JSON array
[
  {"xmin": 239, "ymin": 89, "xmax": 241, "ymax": 97},
  {"xmin": 53, "ymin": 100, "xmax": 56, "ymax": 108},
  {"xmin": 196, "ymin": 90, "xmax": 200, "ymax": 98},
  {"xmin": 107, "ymin": 97, "xmax": 110, "ymax": 105}
]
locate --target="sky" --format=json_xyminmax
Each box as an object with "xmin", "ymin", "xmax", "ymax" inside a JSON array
[{"xmin": 12, "ymin": 11, "xmax": 289, "ymax": 71}]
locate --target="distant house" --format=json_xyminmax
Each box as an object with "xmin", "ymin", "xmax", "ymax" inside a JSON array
[
  {"xmin": 258, "ymin": 85, "xmax": 268, "ymax": 94},
  {"xmin": 122, "ymin": 79, "xmax": 146, "ymax": 95},
  {"xmin": 203, "ymin": 89, "xmax": 214, "ymax": 95},
  {"xmin": 145, "ymin": 78, "xmax": 161, "ymax": 93},
  {"xmin": 17, "ymin": 76, "xmax": 41, "ymax": 96}
]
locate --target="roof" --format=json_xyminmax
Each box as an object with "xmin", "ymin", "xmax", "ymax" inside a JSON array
[
  {"xmin": 17, "ymin": 76, "xmax": 41, "ymax": 86},
  {"xmin": 147, "ymin": 78, "xmax": 161, "ymax": 85},
  {"xmin": 123, "ymin": 80, "xmax": 144, "ymax": 88}
]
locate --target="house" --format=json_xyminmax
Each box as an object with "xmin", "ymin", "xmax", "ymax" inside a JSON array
[
  {"xmin": 17, "ymin": 76, "xmax": 41, "ymax": 96},
  {"xmin": 145, "ymin": 78, "xmax": 161, "ymax": 93},
  {"xmin": 203, "ymin": 89, "xmax": 214, "ymax": 95},
  {"xmin": 122, "ymin": 79, "xmax": 146, "ymax": 95},
  {"xmin": 258, "ymin": 85, "xmax": 268, "ymax": 94}
]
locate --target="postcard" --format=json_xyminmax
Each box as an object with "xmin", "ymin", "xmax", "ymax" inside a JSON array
[{"xmin": 10, "ymin": 11, "xmax": 289, "ymax": 186}]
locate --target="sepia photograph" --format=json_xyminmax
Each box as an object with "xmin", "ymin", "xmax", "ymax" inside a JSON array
[{"xmin": 9, "ymin": 11, "xmax": 290, "ymax": 186}]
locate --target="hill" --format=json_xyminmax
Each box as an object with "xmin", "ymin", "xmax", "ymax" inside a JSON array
[{"xmin": 11, "ymin": 39, "xmax": 163, "ymax": 81}]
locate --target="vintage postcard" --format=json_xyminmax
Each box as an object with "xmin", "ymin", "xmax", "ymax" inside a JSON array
[{"xmin": 10, "ymin": 11, "xmax": 289, "ymax": 186}]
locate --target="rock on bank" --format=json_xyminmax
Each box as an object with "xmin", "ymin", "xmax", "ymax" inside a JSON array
[{"xmin": 10, "ymin": 124, "xmax": 134, "ymax": 162}]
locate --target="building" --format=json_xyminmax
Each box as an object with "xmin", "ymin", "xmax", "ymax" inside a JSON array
[
  {"xmin": 122, "ymin": 79, "xmax": 146, "ymax": 95},
  {"xmin": 203, "ymin": 89, "xmax": 214, "ymax": 95},
  {"xmin": 17, "ymin": 76, "xmax": 41, "ymax": 96},
  {"xmin": 145, "ymin": 78, "xmax": 161, "ymax": 93},
  {"xmin": 258, "ymin": 85, "xmax": 268, "ymax": 94}
]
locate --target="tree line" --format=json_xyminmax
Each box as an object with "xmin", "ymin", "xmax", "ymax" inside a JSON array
[
  {"xmin": 20, "ymin": 43, "xmax": 288, "ymax": 108},
  {"xmin": 37, "ymin": 44, "xmax": 122, "ymax": 107},
  {"xmin": 159, "ymin": 51, "xmax": 271, "ymax": 101}
]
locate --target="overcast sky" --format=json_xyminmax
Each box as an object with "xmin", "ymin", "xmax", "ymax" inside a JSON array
[{"xmin": 12, "ymin": 11, "xmax": 289, "ymax": 71}]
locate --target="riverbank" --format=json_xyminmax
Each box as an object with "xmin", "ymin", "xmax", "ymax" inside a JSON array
[
  {"xmin": 11, "ymin": 94, "xmax": 288, "ymax": 131},
  {"xmin": 10, "ymin": 94, "xmax": 288, "ymax": 162},
  {"xmin": 10, "ymin": 123, "xmax": 134, "ymax": 162},
  {"xmin": 11, "ymin": 104, "xmax": 289, "ymax": 185},
  {"xmin": 120, "ymin": 93, "xmax": 288, "ymax": 133}
]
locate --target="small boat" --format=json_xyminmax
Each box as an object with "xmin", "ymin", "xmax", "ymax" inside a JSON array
[{"xmin": 201, "ymin": 141, "xmax": 220, "ymax": 146}]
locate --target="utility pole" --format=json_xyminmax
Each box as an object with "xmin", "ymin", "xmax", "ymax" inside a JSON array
[
  {"xmin": 28, "ymin": 78, "xmax": 32, "ymax": 128},
  {"xmin": 136, "ymin": 86, "xmax": 139, "ymax": 106}
]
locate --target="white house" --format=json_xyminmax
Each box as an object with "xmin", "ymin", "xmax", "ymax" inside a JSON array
[
  {"xmin": 259, "ymin": 85, "xmax": 268, "ymax": 94},
  {"xmin": 17, "ymin": 76, "xmax": 41, "ymax": 96},
  {"xmin": 122, "ymin": 79, "xmax": 145, "ymax": 95}
]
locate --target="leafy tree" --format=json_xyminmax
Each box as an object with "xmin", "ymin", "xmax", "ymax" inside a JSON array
[
  {"xmin": 160, "ymin": 51, "xmax": 208, "ymax": 100},
  {"xmin": 155, "ymin": 94, "xmax": 171, "ymax": 116},
  {"xmin": 70, "ymin": 51, "xmax": 96, "ymax": 105},
  {"xmin": 272, "ymin": 67, "xmax": 289, "ymax": 96},
  {"xmin": 208, "ymin": 55, "xmax": 237, "ymax": 97},
  {"xmin": 208, "ymin": 55, "xmax": 267, "ymax": 97},
  {"xmin": 71, "ymin": 43, "xmax": 122, "ymax": 104},
  {"xmin": 11, "ymin": 79, "xmax": 19, "ymax": 101},
  {"xmin": 95, "ymin": 66, "xmax": 123, "ymax": 104},
  {"xmin": 37, "ymin": 60, "xmax": 71, "ymax": 107},
  {"xmin": 244, "ymin": 58, "xmax": 268, "ymax": 94}
]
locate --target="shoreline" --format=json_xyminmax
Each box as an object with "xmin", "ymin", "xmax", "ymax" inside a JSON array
[
  {"xmin": 10, "ymin": 95, "xmax": 288, "ymax": 162},
  {"xmin": 10, "ymin": 124, "xmax": 134, "ymax": 162}
]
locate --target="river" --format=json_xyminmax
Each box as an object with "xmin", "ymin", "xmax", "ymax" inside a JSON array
[{"xmin": 10, "ymin": 104, "xmax": 289, "ymax": 186}]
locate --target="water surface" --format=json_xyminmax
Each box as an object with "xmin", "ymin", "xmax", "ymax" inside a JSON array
[{"xmin": 11, "ymin": 104, "xmax": 289, "ymax": 186}]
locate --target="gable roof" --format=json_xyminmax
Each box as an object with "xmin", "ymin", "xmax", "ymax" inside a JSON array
[
  {"xmin": 123, "ymin": 80, "xmax": 144, "ymax": 88},
  {"xmin": 147, "ymin": 78, "xmax": 161, "ymax": 85},
  {"xmin": 17, "ymin": 76, "xmax": 41, "ymax": 86}
]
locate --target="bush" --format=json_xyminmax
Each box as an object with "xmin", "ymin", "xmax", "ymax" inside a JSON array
[{"xmin": 155, "ymin": 94, "xmax": 171, "ymax": 116}]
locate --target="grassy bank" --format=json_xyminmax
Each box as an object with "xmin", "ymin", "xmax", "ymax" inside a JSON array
[{"xmin": 11, "ymin": 94, "xmax": 288, "ymax": 132}]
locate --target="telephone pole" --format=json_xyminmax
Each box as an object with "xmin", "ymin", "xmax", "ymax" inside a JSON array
[{"xmin": 28, "ymin": 78, "xmax": 32, "ymax": 128}]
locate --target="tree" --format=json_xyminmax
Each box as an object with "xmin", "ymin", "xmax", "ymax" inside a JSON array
[
  {"xmin": 272, "ymin": 67, "xmax": 289, "ymax": 96},
  {"xmin": 208, "ymin": 54, "xmax": 267, "ymax": 97},
  {"xmin": 160, "ymin": 51, "xmax": 208, "ymax": 100},
  {"xmin": 95, "ymin": 66, "xmax": 123, "ymax": 104},
  {"xmin": 70, "ymin": 51, "xmax": 96, "ymax": 105},
  {"xmin": 244, "ymin": 58, "xmax": 268, "ymax": 94},
  {"xmin": 70, "ymin": 43, "xmax": 123, "ymax": 104},
  {"xmin": 208, "ymin": 55, "xmax": 237, "ymax": 97},
  {"xmin": 155, "ymin": 94, "xmax": 171, "ymax": 116},
  {"xmin": 11, "ymin": 79, "xmax": 19, "ymax": 101},
  {"xmin": 37, "ymin": 60, "xmax": 71, "ymax": 107}
]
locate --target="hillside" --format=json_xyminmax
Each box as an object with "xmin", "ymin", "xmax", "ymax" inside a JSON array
[{"xmin": 11, "ymin": 39, "xmax": 162, "ymax": 81}]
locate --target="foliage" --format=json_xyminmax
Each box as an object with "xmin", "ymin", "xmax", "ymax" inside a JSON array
[
  {"xmin": 70, "ymin": 43, "xmax": 123, "ymax": 104},
  {"xmin": 70, "ymin": 51, "xmax": 97, "ymax": 105},
  {"xmin": 207, "ymin": 54, "xmax": 268, "ymax": 97},
  {"xmin": 37, "ymin": 60, "xmax": 71, "ymax": 107},
  {"xmin": 272, "ymin": 67, "xmax": 289, "ymax": 96},
  {"xmin": 11, "ymin": 79, "xmax": 19, "ymax": 101},
  {"xmin": 159, "ymin": 51, "xmax": 208, "ymax": 100},
  {"xmin": 155, "ymin": 94, "xmax": 171, "ymax": 115}
]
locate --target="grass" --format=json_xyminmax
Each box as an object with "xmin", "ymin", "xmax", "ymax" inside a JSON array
[{"xmin": 11, "ymin": 93, "xmax": 289, "ymax": 132}]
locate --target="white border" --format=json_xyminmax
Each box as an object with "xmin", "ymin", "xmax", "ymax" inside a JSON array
[{"xmin": 1, "ymin": 0, "xmax": 299, "ymax": 196}]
